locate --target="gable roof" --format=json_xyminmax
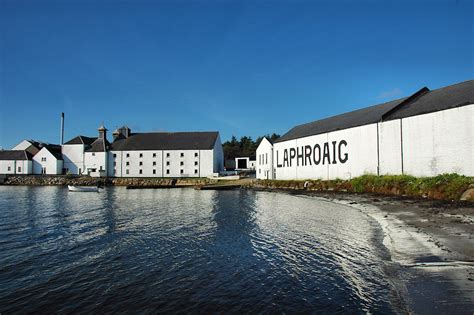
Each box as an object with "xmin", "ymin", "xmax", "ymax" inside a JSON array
[
  {"xmin": 276, "ymin": 80, "xmax": 473, "ymax": 143},
  {"xmin": 86, "ymin": 138, "xmax": 110, "ymax": 152},
  {"xmin": 109, "ymin": 132, "xmax": 219, "ymax": 151},
  {"xmin": 0, "ymin": 150, "xmax": 33, "ymax": 160},
  {"xmin": 64, "ymin": 135, "xmax": 97, "ymax": 145},
  {"xmin": 383, "ymin": 79, "xmax": 474, "ymax": 120},
  {"xmin": 41, "ymin": 145, "xmax": 63, "ymax": 160}
]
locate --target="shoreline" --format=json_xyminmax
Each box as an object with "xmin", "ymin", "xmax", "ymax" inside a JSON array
[{"xmin": 256, "ymin": 188, "xmax": 474, "ymax": 314}]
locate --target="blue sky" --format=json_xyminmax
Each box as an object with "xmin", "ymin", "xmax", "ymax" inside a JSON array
[{"xmin": 0, "ymin": 0, "xmax": 472, "ymax": 148}]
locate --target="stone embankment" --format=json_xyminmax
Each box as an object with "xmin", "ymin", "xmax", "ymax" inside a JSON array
[{"xmin": 2, "ymin": 175, "xmax": 211, "ymax": 187}]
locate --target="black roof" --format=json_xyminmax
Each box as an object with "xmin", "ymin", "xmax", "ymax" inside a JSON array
[
  {"xmin": 109, "ymin": 132, "xmax": 219, "ymax": 151},
  {"xmin": 86, "ymin": 138, "xmax": 110, "ymax": 152},
  {"xmin": 383, "ymin": 80, "xmax": 474, "ymax": 120},
  {"xmin": 0, "ymin": 150, "xmax": 33, "ymax": 160},
  {"xmin": 42, "ymin": 145, "xmax": 63, "ymax": 160},
  {"xmin": 276, "ymin": 80, "xmax": 473, "ymax": 143},
  {"xmin": 65, "ymin": 135, "xmax": 97, "ymax": 145}
]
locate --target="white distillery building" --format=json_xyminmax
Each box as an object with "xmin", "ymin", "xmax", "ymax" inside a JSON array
[
  {"xmin": 257, "ymin": 80, "xmax": 473, "ymax": 180},
  {"xmin": 32, "ymin": 145, "xmax": 63, "ymax": 175},
  {"xmin": 62, "ymin": 135, "xmax": 97, "ymax": 175},
  {"xmin": 0, "ymin": 151, "xmax": 33, "ymax": 174},
  {"xmin": 108, "ymin": 127, "xmax": 224, "ymax": 178}
]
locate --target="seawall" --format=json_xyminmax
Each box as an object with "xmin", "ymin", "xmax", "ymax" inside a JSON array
[{"xmin": 1, "ymin": 175, "xmax": 211, "ymax": 187}]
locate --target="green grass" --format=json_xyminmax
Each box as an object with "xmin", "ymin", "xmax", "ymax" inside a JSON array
[{"xmin": 255, "ymin": 173, "xmax": 473, "ymax": 200}]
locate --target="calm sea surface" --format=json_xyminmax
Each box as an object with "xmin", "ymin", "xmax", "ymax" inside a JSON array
[{"xmin": 0, "ymin": 186, "xmax": 397, "ymax": 313}]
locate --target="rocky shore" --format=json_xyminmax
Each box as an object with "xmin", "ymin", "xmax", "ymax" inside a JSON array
[{"xmin": 1, "ymin": 175, "xmax": 211, "ymax": 187}]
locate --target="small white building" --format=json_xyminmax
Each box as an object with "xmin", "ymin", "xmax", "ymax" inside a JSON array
[
  {"xmin": 235, "ymin": 157, "xmax": 256, "ymax": 171},
  {"xmin": 256, "ymin": 137, "xmax": 274, "ymax": 179},
  {"xmin": 32, "ymin": 145, "xmax": 63, "ymax": 175},
  {"xmin": 108, "ymin": 127, "xmax": 224, "ymax": 178},
  {"xmin": 0, "ymin": 151, "xmax": 33, "ymax": 174},
  {"xmin": 12, "ymin": 139, "xmax": 43, "ymax": 156},
  {"xmin": 62, "ymin": 135, "xmax": 96, "ymax": 175}
]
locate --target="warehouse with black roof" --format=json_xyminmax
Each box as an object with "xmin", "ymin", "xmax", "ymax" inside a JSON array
[{"xmin": 257, "ymin": 79, "xmax": 473, "ymax": 180}]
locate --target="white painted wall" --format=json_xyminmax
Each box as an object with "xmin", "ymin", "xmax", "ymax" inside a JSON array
[
  {"xmin": 33, "ymin": 148, "xmax": 63, "ymax": 175},
  {"xmin": 274, "ymin": 124, "xmax": 377, "ymax": 180},
  {"xmin": 0, "ymin": 160, "xmax": 32, "ymax": 174},
  {"xmin": 212, "ymin": 135, "xmax": 224, "ymax": 173},
  {"xmin": 378, "ymin": 120, "xmax": 402, "ymax": 175},
  {"xmin": 62, "ymin": 144, "xmax": 86, "ymax": 175},
  {"xmin": 401, "ymin": 105, "xmax": 473, "ymax": 177},
  {"xmin": 273, "ymin": 105, "xmax": 473, "ymax": 180},
  {"xmin": 84, "ymin": 152, "xmax": 108, "ymax": 177},
  {"xmin": 256, "ymin": 138, "xmax": 274, "ymax": 179}
]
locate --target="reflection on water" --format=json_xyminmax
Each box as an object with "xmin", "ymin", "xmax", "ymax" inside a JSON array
[{"xmin": 0, "ymin": 186, "xmax": 395, "ymax": 313}]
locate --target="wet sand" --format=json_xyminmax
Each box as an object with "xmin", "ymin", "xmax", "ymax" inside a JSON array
[{"xmin": 257, "ymin": 189, "xmax": 474, "ymax": 314}]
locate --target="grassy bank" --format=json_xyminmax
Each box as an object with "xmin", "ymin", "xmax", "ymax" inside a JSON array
[{"xmin": 251, "ymin": 174, "xmax": 474, "ymax": 201}]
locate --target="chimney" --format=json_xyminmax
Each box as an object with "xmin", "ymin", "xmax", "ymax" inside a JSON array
[
  {"xmin": 60, "ymin": 112, "xmax": 65, "ymax": 145},
  {"xmin": 98, "ymin": 124, "xmax": 107, "ymax": 140}
]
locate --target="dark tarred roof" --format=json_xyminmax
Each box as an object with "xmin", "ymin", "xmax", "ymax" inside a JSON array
[
  {"xmin": 110, "ymin": 132, "xmax": 219, "ymax": 151},
  {"xmin": 0, "ymin": 150, "xmax": 33, "ymax": 160}
]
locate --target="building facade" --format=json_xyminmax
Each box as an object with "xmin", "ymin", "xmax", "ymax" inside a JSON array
[
  {"xmin": 256, "ymin": 137, "xmax": 274, "ymax": 179},
  {"xmin": 32, "ymin": 145, "xmax": 63, "ymax": 175},
  {"xmin": 107, "ymin": 128, "xmax": 223, "ymax": 178},
  {"xmin": 257, "ymin": 80, "xmax": 473, "ymax": 180},
  {"xmin": 0, "ymin": 151, "xmax": 33, "ymax": 174}
]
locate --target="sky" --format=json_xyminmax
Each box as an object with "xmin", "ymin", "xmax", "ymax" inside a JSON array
[{"xmin": 0, "ymin": 0, "xmax": 472, "ymax": 149}]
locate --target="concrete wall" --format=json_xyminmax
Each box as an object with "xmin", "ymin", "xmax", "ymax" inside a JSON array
[
  {"xmin": 0, "ymin": 160, "xmax": 32, "ymax": 174},
  {"xmin": 256, "ymin": 138, "xmax": 274, "ymax": 179},
  {"xmin": 33, "ymin": 148, "xmax": 63, "ymax": 175},
  {"xmin": 62, "ymin": 144, "xmax": 85, "ymax": 175},
  {"xmin": 272, "ymin": 105, "xmax": 473, "ymax": 180}
]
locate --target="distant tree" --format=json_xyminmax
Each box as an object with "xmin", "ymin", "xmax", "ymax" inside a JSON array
[{"xmin": 222, "ymin": 133, "xmax": 281, "ymax": 161}]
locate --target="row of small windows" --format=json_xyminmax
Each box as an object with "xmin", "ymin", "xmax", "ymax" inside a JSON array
[
  {"xmin": 113, "ymin": 152, "xmax": 200, "ymax": 158},
  {"xmin": 6, "ymin": 166, "xmax": 21, "ymax": 172},
  {"xmin": 115, "ymin": 161, "xmax": 199, "ymax": 166},
  {"xmin": 117, "ymin": 169, "xmax": 199, "ymax": 175},
  {"xmin": 259, "ymin": 153, "xmax": 268, "ymax": 165}
]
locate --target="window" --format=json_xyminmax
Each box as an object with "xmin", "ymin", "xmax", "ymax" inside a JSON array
[
  {"xmin": 180, "ymin": 161, "xmax": 184, "ymax": 166},
  {"xmin": 139, "ymin": 153, "xmax": 143, "ymax": 158},
  {"xmin": 153, "ymin": 153, "xmax": 156, "ymax": 158},
  {"xmin": 166, "ymin": 169, "xmax": 170, "ymax": 174},
  {"xmin": 180, "ymin": 169, "xmax": 184, "ymax": 174},
  {"xmin": 18, "ymin": 166, "xmax": 21, "ymax": 172},
  {"xmin": 259, "ymin": 168, "xmax": 261, "ymax": 174},
  {"xmin": 113, "ymin": 161, "xmax": 116, "ymax": 166},
  {"xmin": 7, "ymin": 166, "xmax": 11, "ymax": 171},
  {"xmin": 42, "ymin": 167, "xmax": 46, "ymax": 174},
  {"xmin": 194, "ymin": 169, "xmax": 198, "ymax": 174},
  {"xmin": 139, "ymin": 161, "xmax": 143, "ymax": 166},
  {"xmin": 266, "ymin": 153, "xmax": 268, "ymax": 164},
  {"xmin": 166, "ymin": 161, "xmax": 170, "ymax": 166},
  {"xmin": 113, "ymin": 153, "xmax": 117, "ymax": 158},
  {"xmin": 166, "ymin": 153, "xmax": 170, "ymax": 157},
  {"xmin": 194, "ymin": 161, "xmax": 198, "ymax": 166},
  {"xmin": 126, "ymin": 161, "xmax": 130, "ymax": 166},
  {"xmin": 259, "ymin": 155, "xmax": 261, "ymax": 164},
  {"xmin": 180, "ymin": 153, "xmax": 184, "ymax": 157},
  {"xmin": 92, "ymin": 153, "xmax": 95, "ymax": 156},
  {"xmin": 153, "ymin": 161, "xmax": 156, "ymax": 166},
  {"xmin": 194, "ymin": 152, "xmax": 198, "ymax": 157},
  {"xmin": 139, "ymin": 169, "xmax": 143, "ymax": 174},
  {"xmin": 41, "ymin": 157, "xmax": 46, "ymax": 162},
  {"xmin": 126, "ymin": 153, "xmax": 130, "ymax": 158},
  {"xmin": 126, "ymin": 169, "xmax": 129, "ymax": 174},
  {"xmin": 153, "ymin": 169, "xmax": 156, "ymax": 174}
]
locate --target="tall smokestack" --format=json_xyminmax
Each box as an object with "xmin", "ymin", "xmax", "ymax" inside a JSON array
[{"xmin": 60, "ymin": 112, "xmax": 65, "ymax": 145}]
